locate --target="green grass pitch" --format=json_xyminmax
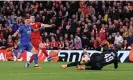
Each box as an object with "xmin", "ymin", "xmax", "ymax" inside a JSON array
[{"xmin": 0, "ymin": 62, "xmax": 133, "ymax": 80}]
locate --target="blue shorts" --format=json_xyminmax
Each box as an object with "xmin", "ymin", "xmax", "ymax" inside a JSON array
[{"xmin": 18, "ymin": 43, "xmax": 33, "ymax": 53}]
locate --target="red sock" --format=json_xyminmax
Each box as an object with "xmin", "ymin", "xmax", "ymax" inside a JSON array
[
  {"xmin": 41, "ymin": 48, "xmax": 48, "ymax": 57},
  {"xmin": 29, "ymin": 55, "xmax": 34, "ymax": 63}
]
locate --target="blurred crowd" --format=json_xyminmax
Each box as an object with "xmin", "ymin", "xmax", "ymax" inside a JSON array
[{"xmin": 0, "ymin": 1, "xmax": 133, "ymax": 50}]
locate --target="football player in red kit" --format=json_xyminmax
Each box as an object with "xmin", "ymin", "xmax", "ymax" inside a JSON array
[{"xmin": 25, "ymin": 16, "xmax": 55, "ymax": 68}]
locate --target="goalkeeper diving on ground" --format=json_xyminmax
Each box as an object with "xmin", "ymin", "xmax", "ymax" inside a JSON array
[{"xmin": 61, "ymin": 44, "xmax": 119, "ymax": 70}]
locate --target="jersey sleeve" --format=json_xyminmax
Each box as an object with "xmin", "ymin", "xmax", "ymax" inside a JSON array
[
  {"xmin": 37, "ymin": 22, "xmax": 41, "ymax": 28},
  {"xmin": 17, "ymin": 25, "xmax": 23, "ymax": 33}
]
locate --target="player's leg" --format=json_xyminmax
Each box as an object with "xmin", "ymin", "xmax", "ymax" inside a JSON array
[
  {"xmin": 28, "ymin": 44, "xmax": 41, "ymax": 69},
  {"xmin": 25, "ymin": 43, "xmax": 39, "ymax": 68},
  {"xmin": 29, "ymin": 38, "xmax": 38, "ymax": 63},
  {"xmin": 39, "ymin": 42, "xmax": 48, "ymax": 57},
  {"xmin": 28, "ymin": 46, "xmax": 38, "ymax": 64},
  {"xmin": 31, "ymin": 48, "xmax": 39, "ymax": 66},
  {"xmin": 29, "ymin": 55, "xmax": 34, "ymax": 63},
  {"xmin": 14, "ymin": 44, "xmax": 25, "ymax": 61},
  {"xmin": 13, "ymin": 49, "xmax": 18, "ymax": 57},
  {"xmin": 41, "ymin": 47, "xmax": 48, "ymax": 57},
  {"xmin": 29, "ymin": 39, "xmax": 48, "ymax": 63}
]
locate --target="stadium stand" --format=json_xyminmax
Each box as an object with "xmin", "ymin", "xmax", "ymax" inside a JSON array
[{"xmin": 0, "ymin": 1, "xmax": 133, "ymax": 50}]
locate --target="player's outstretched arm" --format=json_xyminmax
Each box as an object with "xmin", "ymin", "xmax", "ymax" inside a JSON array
[
  {"xmin": 6, "ymin": 47, "xmax": 13, "ymax": 51},
  {"xmin": 76, "ymin": 66, "xmax": 86, "ymax": 70},
  {"xmin": 41, "ymin": 24, "xmax": 55, "ymax": 28},
  {"xmin": 32, "ymin": 28, "xmax": 40, "ymax": 32},
  {"xmin": 61, "ymin": 61, "xmax": 81, "ymax": 69},
  {"xmin": 76, "ymin": 64, "xmax": 102, "ymax": 70},
  {"xmin": 32, "ymin": 24, "xmax": 55, "ymax": 32}
]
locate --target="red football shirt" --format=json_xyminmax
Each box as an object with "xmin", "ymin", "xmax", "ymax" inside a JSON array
[{"xmin": 31, "ymin": 22, "xmax": 41, "ymax": 39}]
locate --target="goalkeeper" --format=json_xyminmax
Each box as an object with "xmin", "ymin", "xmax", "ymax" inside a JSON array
[{"xmin": 61, "ymin": 44, "xmax": 119, "ymax": 70}]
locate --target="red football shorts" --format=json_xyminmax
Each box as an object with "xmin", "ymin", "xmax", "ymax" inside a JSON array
[{"xmin": 31, "ymin": 38, "xmax": 41, "ymax": 51}]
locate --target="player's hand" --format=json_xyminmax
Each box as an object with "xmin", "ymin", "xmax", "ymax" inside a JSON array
[
  {"xmin": 76, "ymin": 66, "xmax": 85, "ymax": 70},
  {"xmin": 51, "ymin": 24, "xmax": 56, "ymax": 27},
  {"xmin": 12, "ymin": 36, "xmax": 16, "ymax": 42},
  {"xmin": 6, "ymin": 47, "xmax": 13, "ymax": 51},
  {"xmin": 12, "ymin": 34, "xmax": 16, "ymax": 38},
  {"xmin": 40, "ymin": 25, "xmax": 45, "ymax": 29}
]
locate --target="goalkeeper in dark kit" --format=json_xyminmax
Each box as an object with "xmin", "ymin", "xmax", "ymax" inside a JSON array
[{"xmin": 61, "ymin": 44, "xmax": 119, "ymax": 70}]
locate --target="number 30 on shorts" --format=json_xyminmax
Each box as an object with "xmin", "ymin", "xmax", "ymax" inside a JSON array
[{"xmin": 104, "ymin": 54, "xmax": 114, "ymax": 62}]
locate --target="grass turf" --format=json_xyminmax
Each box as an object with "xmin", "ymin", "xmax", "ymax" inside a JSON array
[{"xmin": 0, "ymin": 62, "xmax": 133, "ymax": 80}]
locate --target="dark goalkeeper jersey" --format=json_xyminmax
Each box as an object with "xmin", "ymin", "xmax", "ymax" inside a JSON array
[{"xmin": 86, "ymin": 49, "xmax": 118, "ymax": 70}]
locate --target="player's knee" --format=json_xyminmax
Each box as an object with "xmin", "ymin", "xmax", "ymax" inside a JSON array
[
  {"xmin": 34, "ymin": 50, "xmax": 38, "ymax": 54},
  {"xmin": 33, "ymin": 51, "xmax": 38, "ymax": 54},
  {"xmin": 31, "ymin": 48, "xmax": 38, "ymax": 54},
  {"xmin": 39, "ymin": 43, "xmax": 44, "ymax": 48},
  {"xmin": 17, "ymin": 56, "xmax": 21, "ymax": 59}
]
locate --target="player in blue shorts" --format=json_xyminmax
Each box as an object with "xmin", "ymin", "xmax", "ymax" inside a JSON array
[{"xmin": 12, "ymin": 19, "xmax": 41, "ymax": 69}]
